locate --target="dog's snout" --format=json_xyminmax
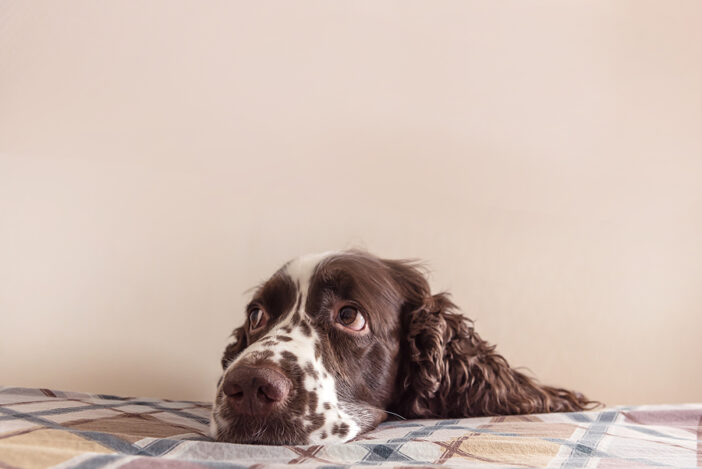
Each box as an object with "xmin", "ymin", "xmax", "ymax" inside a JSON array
[{"xmin": 222, "ymin": 366, "xmax": 291, "ymax": 416}]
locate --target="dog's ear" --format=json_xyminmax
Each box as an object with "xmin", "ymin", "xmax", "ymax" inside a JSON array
[
  {"xmin": 221, "ymin": 326, "xmax": 248, "ymax": 369},
  {"xmin": 386, "ymin": 260, "xmax": 598, "ymax": 418}
]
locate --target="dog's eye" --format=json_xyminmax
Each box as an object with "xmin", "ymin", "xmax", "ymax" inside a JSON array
[
  {"xmin": 248, "ymin": 308, "xmax": 267, "ymax": 331},
  {"xmin": 336, "ymin": 306, "xmax": 366, "ymax": 331}
]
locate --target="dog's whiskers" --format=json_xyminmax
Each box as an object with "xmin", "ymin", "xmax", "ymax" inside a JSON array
[{"xmin": 381, "ymin": 409, "xmax": 406, "ymax": 420}]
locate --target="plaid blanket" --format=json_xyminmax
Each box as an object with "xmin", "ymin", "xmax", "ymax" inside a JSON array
[{"xmin": 0, "ymin": 386, "xmax": 700, "ymax": 468}]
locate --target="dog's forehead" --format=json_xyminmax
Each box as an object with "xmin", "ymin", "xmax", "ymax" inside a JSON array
[{"xmin": 282, "ymin": 251, "xmax": 338, "ymax": 291}]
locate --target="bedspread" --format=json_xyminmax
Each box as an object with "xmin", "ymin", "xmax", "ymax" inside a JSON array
[{"xmin": 0, "ymin": 386, "xmax": 700, "ymax": 468}]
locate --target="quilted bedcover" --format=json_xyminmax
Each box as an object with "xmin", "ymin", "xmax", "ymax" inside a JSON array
[{"xmin": 0, "ymin": 386, "xmax": 700, "ymax": 468}]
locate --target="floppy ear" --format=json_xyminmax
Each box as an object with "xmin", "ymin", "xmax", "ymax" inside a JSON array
[
  {"xmin": 221, "ymin": 326, "xmax": 248, "ymax": 369},
  {"xmin": 387, "ymin": 260, "xmax": 598, "ymax": 418}
]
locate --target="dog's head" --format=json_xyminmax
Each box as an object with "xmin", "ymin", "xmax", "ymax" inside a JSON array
[
  {"xmin": 210, "ymin": 250, "xmax": 595, "ymax": 445},
  {"xmin": 210, "ymin": 251, "xmax": 416, "ymax": 444}
]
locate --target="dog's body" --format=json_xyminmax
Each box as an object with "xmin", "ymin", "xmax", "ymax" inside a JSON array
[{"xmin": 210, "ymin": 250, "xmax": 596, "ymax": 445}]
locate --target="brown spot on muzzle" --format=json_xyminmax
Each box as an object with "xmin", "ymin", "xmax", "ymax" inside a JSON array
[
  {"xmin": 281, "ymin": 351, "xmax": 298, "ymax": 364},
  {"xmin": 304, "ymin": 362, "xmax": 319, "ymax": 380},
  {"xmin": 307, "ymin": 390, "xmax": 318, "ymax": 412},
  {"xmin": 331, "ymin": 422, "xmax": 350, "ymax": 437}
]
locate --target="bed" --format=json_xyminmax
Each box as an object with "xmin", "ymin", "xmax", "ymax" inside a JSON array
[{"xmin": 1, "ymin": 386, "xmax": 700, "ymax": 468}]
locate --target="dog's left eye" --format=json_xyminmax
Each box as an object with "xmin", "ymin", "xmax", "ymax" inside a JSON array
[
  {"xmin": 248, "ymin": 308, "xmax": 267, "ymax": 331},
  {"xmin": 336, "ymin": 306, "xmax": 366, "ymax": 331}
]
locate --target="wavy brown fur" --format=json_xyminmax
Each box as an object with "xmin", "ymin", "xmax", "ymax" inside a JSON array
[{"xmin": 385, "ymin": 259, "xmax": 599, "ymax": 418}]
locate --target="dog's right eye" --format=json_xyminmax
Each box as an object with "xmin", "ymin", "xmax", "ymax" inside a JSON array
[{"xmin": 248, "ymin": 308, "xmax": 267, "ymax": 331}]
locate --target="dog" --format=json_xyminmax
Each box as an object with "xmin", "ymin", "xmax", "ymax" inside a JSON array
[{"xmin": 210, "ymin": 250, "xmax": 596, "ymax": 444}]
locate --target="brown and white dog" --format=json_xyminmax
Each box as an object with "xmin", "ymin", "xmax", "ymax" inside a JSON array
[{"xmin": 210, "ymin": 250, "xmax": 596, "ymax": 445}]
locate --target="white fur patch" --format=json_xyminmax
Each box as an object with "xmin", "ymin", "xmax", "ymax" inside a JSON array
[{"xmin": 284, "ymin": 251, "xmax": 338, "ymax": 294}]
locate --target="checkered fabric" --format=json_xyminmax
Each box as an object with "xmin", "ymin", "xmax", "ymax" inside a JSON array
[{"xmin": 1, "ymin": 386, "xmax": 700, "ymax": 468}]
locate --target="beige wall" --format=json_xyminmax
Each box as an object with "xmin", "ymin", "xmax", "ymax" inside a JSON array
[{"xmin": 1, "ymin": 1, "xmax": 701, "ymax": 406}]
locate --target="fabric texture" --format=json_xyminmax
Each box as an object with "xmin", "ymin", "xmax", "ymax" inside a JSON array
[{"xmin": 0, "ymin": 386, "xmax": 700, "ymax": 468}]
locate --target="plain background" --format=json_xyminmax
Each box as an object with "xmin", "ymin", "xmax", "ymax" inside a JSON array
[{"xmin": 1, "ymin": 1, "xmax": 701, "ymax": 406}]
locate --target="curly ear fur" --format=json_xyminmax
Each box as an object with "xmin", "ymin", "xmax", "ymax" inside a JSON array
[
  {"xmin": 387, "ymin": 260, "xmax": 599, "ymax": 418},
  {"xmin": 221, "ymin": 326, "xmax": 248, "ymax": 369}
]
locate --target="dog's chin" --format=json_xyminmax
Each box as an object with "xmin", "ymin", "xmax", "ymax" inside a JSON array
[
  {"xmin": 211, "ymin": 401, "xmax": 390, "ymax": 445},
  {"xmin": 213, "ymin": 414, "xmax": 310, "ymax": 445},
  {"xmin": 216, "ymin": 432, "xmax": 305, "ymax": 446}
]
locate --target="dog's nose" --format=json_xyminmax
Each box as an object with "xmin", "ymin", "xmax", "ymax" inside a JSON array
[{"xmin": 222, "ymin": 366, "xmax": 291, "ymax": 416}]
